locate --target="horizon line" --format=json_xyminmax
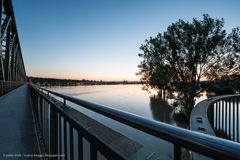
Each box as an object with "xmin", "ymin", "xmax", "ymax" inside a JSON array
[{"xmin": 27, "ymin": 76, "xmax": 141, "ymax": 82}]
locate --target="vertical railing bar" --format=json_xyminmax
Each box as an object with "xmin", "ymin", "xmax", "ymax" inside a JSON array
[
  {"xmin": 233, "ymin": 98, "xmax": 235, "ymax": 141},
  {"xmin": 39, "ymin": 97, "xmax": 43, "ymax": 129},
  {"xmin": 45, "ymin": 101, "xmax": 51, "ymax": 154},
  {"xmin": 174, "ymin": 144, "xmax": 181, "ymax": 160},
  {"xmin": 59, "ymin": 115, "xmax": 62, "ymax": 160},
  {"xmin": 64, "ymin": 98, "xmax": 66, "ymax": 106},
  {"xmin": 46, "ymin": 102, "xmax": 49, "ymax": 153},
  {"xmin": 228, "ymin": 99, "xmax": 232, "ymax": 139},
  {"xmin": 237, "ymin": 97, "xmax": 239, "ymax": 142},
  {"xmin": 70, "ymin": 125, "xmax": 74, "ymax": 160},
  {"xmin": 214, "ymin": 103, "xmax": 217, "ymax": 129},
  {"xmin": 34, "ymin": 93, "xmax": 39, "ymax": 125},
  {"xmin": 217, "ymin": 102, "xmax": 219, "ymax": 129},
  {"xmin": 90, "ymin": 143, "xmax": 97, "ymax": 160},
  {"xmin": 50, "ymin": 106, "xmax": 53, "ymax": 154},
  {"xmin": 215, "ymin": 103, "xmax": 217, "ymax": 129},
  {"xmin": 225, "ymin": 100, "xmax": 227, "ymax": 134},
  {"xmin": 78, "ymin": 132, "xmax": 83, "ymax": 160},
  {"xmin": 222, "ymin": 100, "xmax": 224, "ymax": 130},
  {"xmin": 48, "ymin": 104, "xmax": 51, "ymax": 154},
  {"xmin": 50, "ymin": 106, "xmax": 58, "ymax": 155},
  {"xmin": 42, "ymin": 99, "xmax": 46, "ymax": 151},
  {"xmin": 218, "ymin": 101, "xmax": 220, "ymax": 129},
  {"xmin": 40, "ymin": 97, "xmax": 43, "ymax": 129},
  {"xmin": 64, "ymin": 119, "xmax": 67, "ymax": 160},
  {"xmin": 38, "ymin": 96, "xmax": 41, "ymax": 127}
]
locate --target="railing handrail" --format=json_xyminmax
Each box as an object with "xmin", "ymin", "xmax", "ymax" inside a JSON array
[{"xmin": 34, "ymin": 85, "xmax": 240, "ymax": 160}]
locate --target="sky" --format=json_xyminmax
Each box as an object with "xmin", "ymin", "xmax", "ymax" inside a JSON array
[{"xmin": 12, "ymin": 0, "xmax": 240, "ymax": 81}]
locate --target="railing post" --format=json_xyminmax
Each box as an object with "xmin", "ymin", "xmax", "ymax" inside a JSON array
[
  {"xmin": 218, "ymin": 101, "xmax": 221, "ymax": 129},
  {"xmin": 64, "ymin": 119, "xmax": 68, "ymax": 160},
  {"xmin": 90, "ymin": 143, "xmax": 97, "ymax": 160},
  {"xmin": 233, "ymin": 98, "xmax": 235, "ymax": 141},
  {"xmin": 70, "ymin": 125, "xmax": 74, "ymax": 160},
  {"xmin": 59, "ymin": 115, "xmax": 62, "ymax": 159},
  {"xmin": 50, "ymin": 106, "xmax": 58, "ymax": 156},
  {"xmin": 229, "ymin": 99, "xmax": 231, "ymax": 139},
  {"xmin": 78, "ymin": 132, "xmax": 83, "ymax": 160},
  {"xmin": 225, "ymin": 100, "xmax": 227, "ymax": 134},
  {"xmin": 222, "ymin": 100, "xmax": 224, "ymax": 130},
  {"xmin": 237, "ymin": 97, "xmax": 239, "ymax": 142},
  {"xmin": 174, "ymin": 144, "xmax": 181, "ymax": 160},
  {"xmin": 63, "ymin": 98, "xmax": 66, "ymax": 106}
]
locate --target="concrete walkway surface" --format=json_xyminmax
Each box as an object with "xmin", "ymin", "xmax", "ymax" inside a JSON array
[{"xmin": 0, "ymin": 85, "xmax": 39, "ymax": 159}]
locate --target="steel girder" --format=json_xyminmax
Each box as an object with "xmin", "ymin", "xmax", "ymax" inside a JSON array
[{"xmin": 0, "ymin": 0, "xmax": 26, "ymax": 82}]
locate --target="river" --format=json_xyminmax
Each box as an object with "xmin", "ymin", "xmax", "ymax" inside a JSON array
[{"xmin": 47, "ymin": 84, "xmax": 207, "ymax": 159}]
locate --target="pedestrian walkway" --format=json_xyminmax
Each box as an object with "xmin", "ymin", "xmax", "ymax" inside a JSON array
[{"xmin": 0, "ymin": 84, "xmax": 39, "ymax": 159}]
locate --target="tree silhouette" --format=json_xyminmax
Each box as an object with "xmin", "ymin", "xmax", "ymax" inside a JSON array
[{"xmin": 138, "ymin": 14, "xmax": 240, "ymax": 117}]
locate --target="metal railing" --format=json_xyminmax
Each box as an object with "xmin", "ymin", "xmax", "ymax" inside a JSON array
[
  {"xmin": 0, "ymin": 81, "xmax": 24, "ymax": 96},
  {"xmin": 29, "ymin": 84, "xmax": 240, "ymax": 160},
  {"xmin": 191, "ymin": 94, "xmax": 240, "ymax": 143}
]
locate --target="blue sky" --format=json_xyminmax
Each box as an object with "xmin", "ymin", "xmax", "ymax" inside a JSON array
[{"xmin": 12, "ymin": 0, "xmax": 240, "ymax": 81}]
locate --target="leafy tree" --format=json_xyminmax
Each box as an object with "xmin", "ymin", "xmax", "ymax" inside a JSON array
[{"xmin": 138, "ymin": 14, "xmax": 240, "ymax": 117}]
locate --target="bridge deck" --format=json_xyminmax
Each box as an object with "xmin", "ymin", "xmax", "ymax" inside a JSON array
[{"xmin": 0, "ymin": 85, "xmax": 39, "ymax": 159}]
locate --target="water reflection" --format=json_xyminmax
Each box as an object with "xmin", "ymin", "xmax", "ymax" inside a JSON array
[
  {"xmin": 150, "ymin": 96, "xmax": 173, "ymax": 123},
  {"xmin": 150, "ymin": 95, "xmax": 189, "ymax": 128},
  {"xmin": 48, "ymin": 85, "xmax": 195, "ymax": 129}
]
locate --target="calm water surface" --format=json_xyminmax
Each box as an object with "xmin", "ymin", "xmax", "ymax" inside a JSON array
[
  {"xmin": 48, "ymin": 84, "xmax": 206, "ymax": 128},
  {"xmin": 47, "ymin": 84, "xmax": 207, "ymax": 159}
]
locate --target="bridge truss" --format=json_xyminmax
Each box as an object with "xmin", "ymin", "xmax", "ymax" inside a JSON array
[{"xmin": 0, "ymin": 0, "xmax": 26, "ymax": 82}]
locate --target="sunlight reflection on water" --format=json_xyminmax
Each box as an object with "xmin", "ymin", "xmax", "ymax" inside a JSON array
[
  {"xmin": 47, "ymin": 84, "xmax": 207, "ymax": 160},
  {"xmin": 47, "ymin": 84, "xmax": 207, "ymax": 128}
]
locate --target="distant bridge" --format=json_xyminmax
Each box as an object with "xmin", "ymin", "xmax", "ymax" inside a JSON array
[{"xmin": 0, "ymin": 0, "xmax": 239, "ymax": 160}]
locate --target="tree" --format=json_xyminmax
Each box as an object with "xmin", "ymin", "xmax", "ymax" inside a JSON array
[{"xmin": 138, "ymin": 14, "xmax": 240, "ymax": 117}]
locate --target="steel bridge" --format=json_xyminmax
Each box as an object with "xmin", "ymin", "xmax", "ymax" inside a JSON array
[
  {"xmin": 0, "ymin": 0, "xmax": 25, "ymax": 96},
  {"xmin": 0, "ymin": 0, "xmax": 240, "ymax": 160}
]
